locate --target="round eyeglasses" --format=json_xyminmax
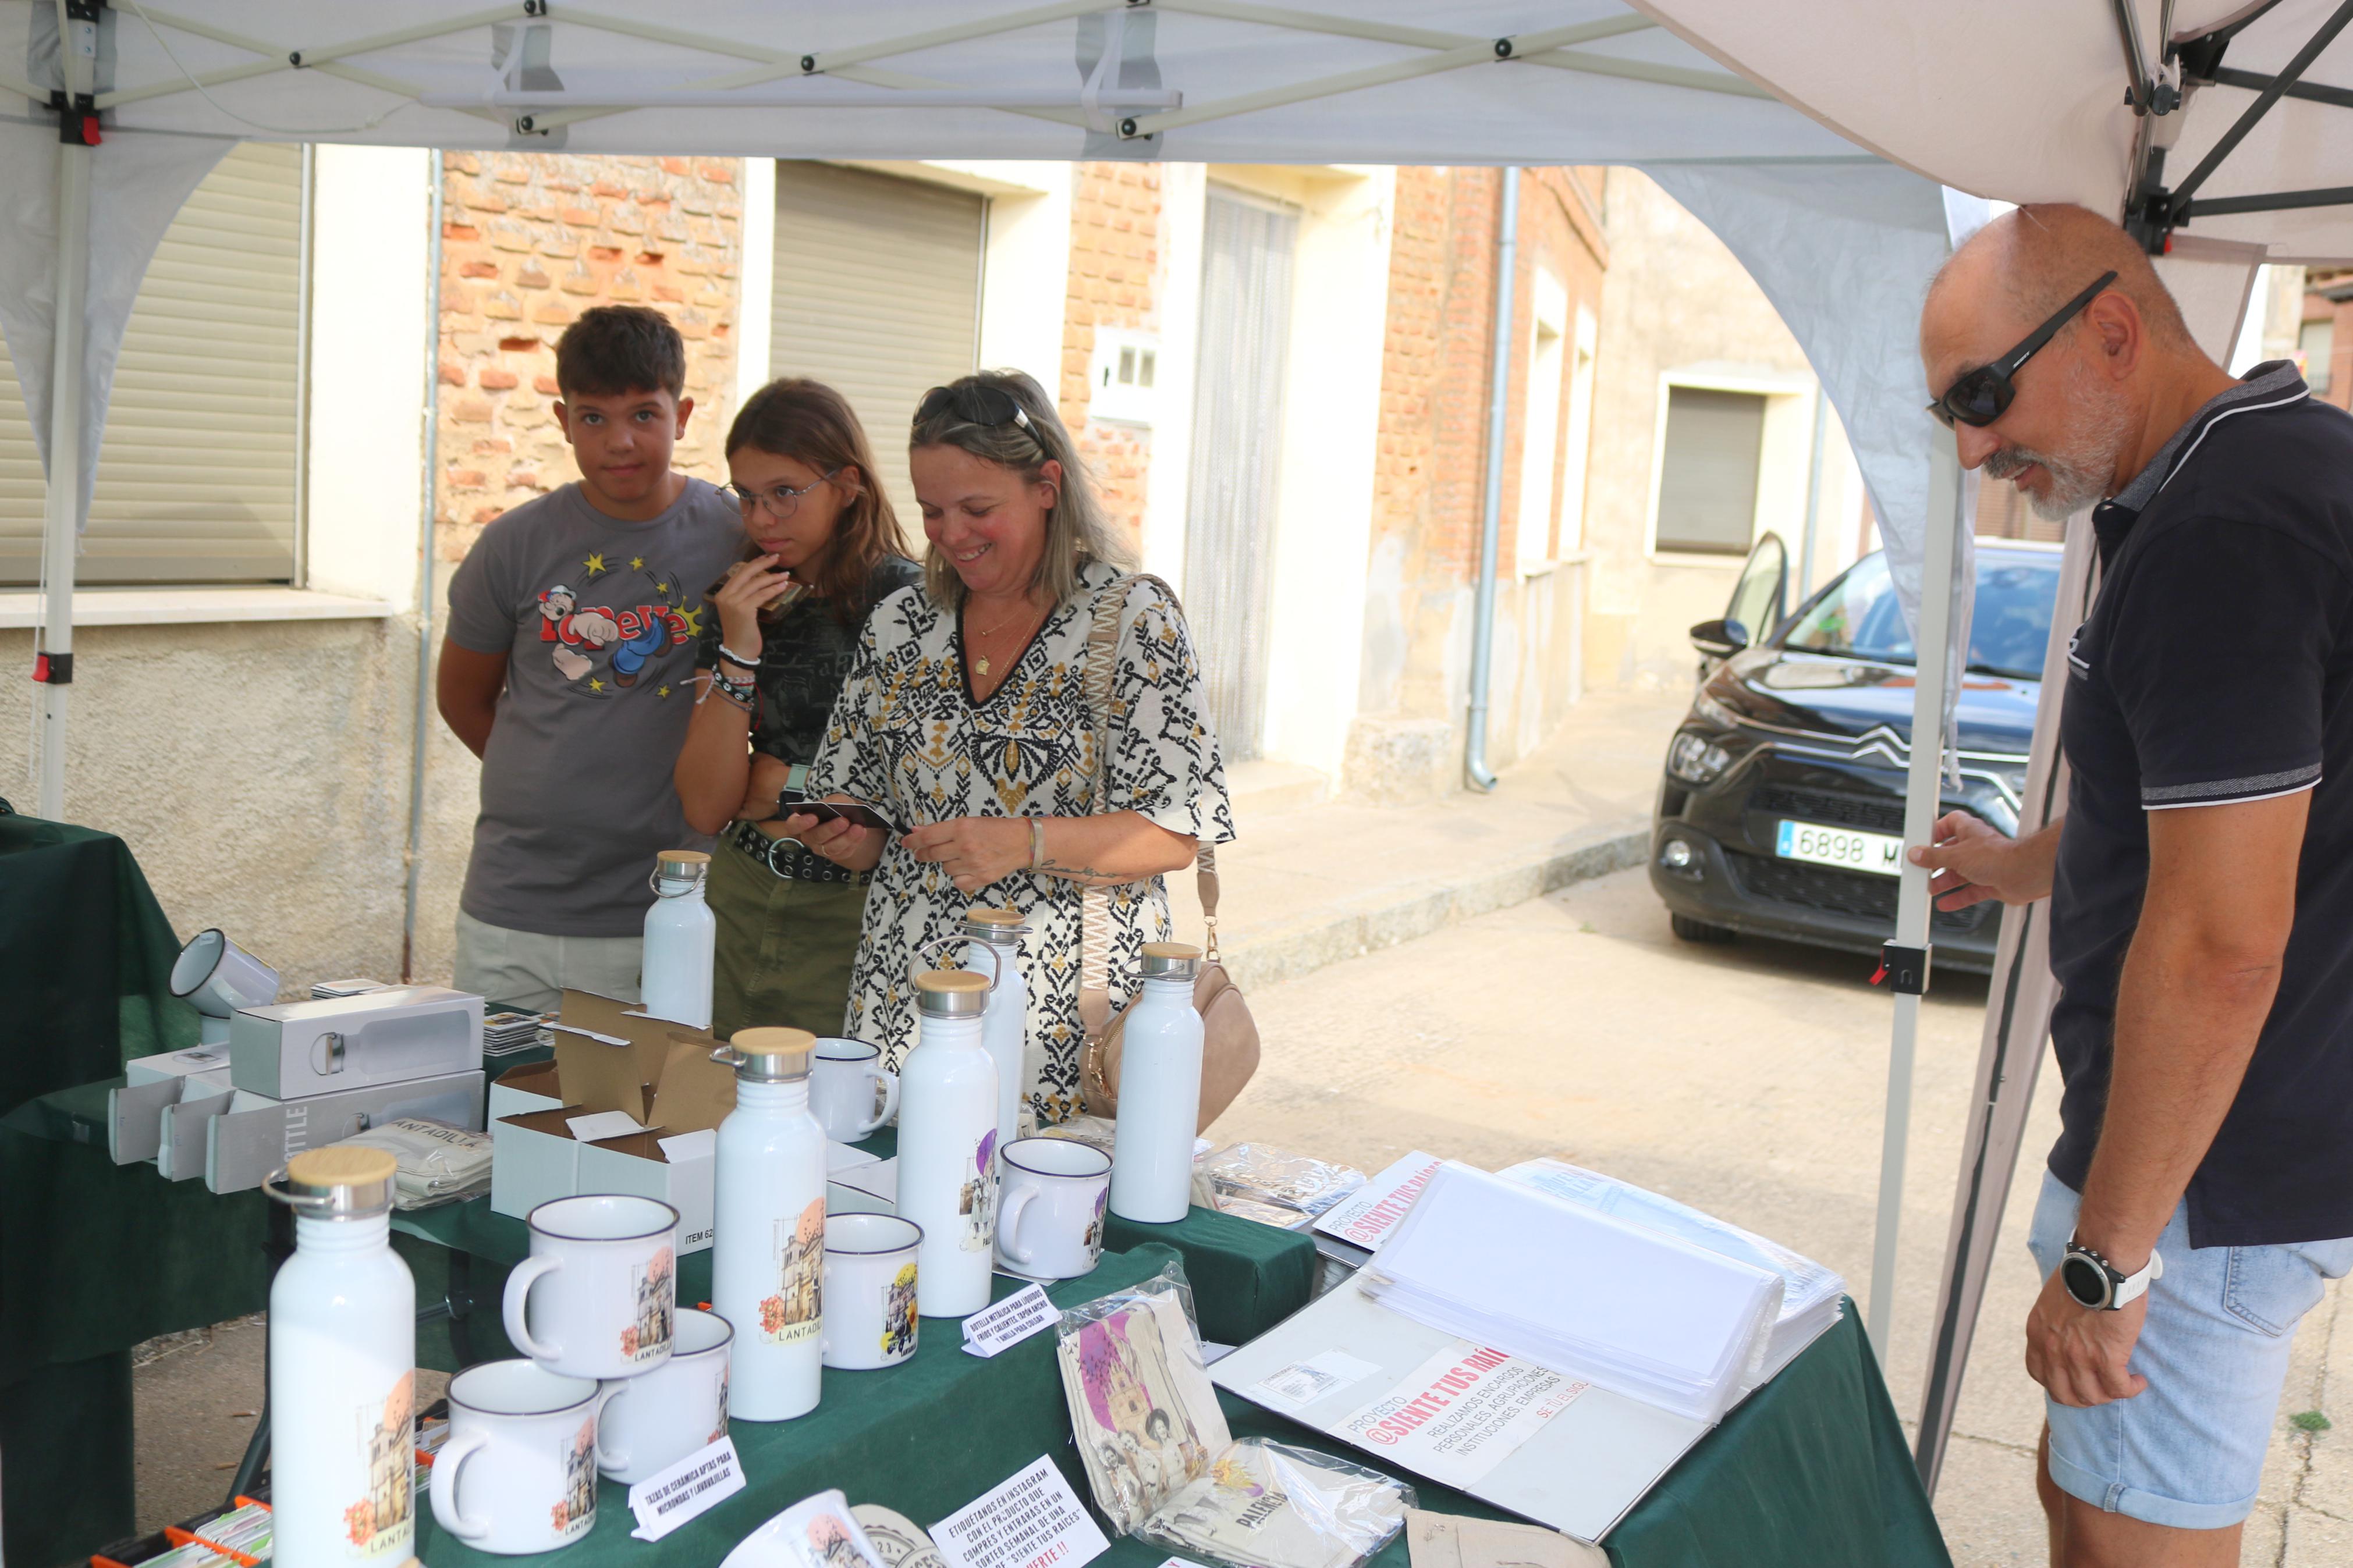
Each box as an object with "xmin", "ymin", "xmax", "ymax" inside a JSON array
[{"xmin": 723, "ymin": 467, "xmax": 842, "ymax": 520}]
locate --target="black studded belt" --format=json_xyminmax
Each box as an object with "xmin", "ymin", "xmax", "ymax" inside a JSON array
[{"xmin": 729, "ymin": 819, "xmax": 874, "ymax": 887}]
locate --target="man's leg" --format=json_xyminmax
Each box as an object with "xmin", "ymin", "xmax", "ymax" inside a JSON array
[
  {"xmin": 453, "ymin": 909, "xmax": 562, "ymax": 1012},
  {"xmin": 553, "ymin": 930, "xmax": 643, "ymax": 1005},
  {"xmin": 2038, "ymin": 1424, "xmax": 2238, "ymax": 1567}
]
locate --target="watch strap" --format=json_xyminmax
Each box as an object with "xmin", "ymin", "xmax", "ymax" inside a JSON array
[{"xmin": 2112, "ymin": 1246, "xmax": 2163, "ymax": 1307}]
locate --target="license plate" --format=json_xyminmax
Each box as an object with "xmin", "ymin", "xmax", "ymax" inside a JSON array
[{"xmin": 1774, "ymin": 819, "xmax": 1903, "ymax": 877}]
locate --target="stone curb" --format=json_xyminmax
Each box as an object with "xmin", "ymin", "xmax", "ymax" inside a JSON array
[{"xmin": 1216, "ymin": 822, "xmax": 1652, "ymax": 994}]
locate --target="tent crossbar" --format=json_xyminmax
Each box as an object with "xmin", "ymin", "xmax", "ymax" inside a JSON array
[
  {"xmin": 424, "ymin": 85, "xmax": 1181, "ymax": 109},
  {"xmin": 831, "ymin": 62, "xmax": 1086, "ymax": 126},
  {"xmin": 812, "ymin": 0, "xmax": 1110, "ymax": 73},
  {"xmin": 1154, "ymin": 0, "xmax": 1648, "ymax": 57},
  {"xmin": 2110, "ymin": 0, "xmax": 2157, "ymax": 111},
  {"xmin": 1126, "ymin": 17, "xmax": 1698, "ymax": 138},
  {"xmin": 2173, "ymin": 0, "xmax": 2353, "ymax": 204},
  {"xmin": 1524, "ymin": 48, "xmax": 1776, "ymax": 99},
  {"xmin": 2208, "ymin": 63, "xmax": 2353, "ymax": 112},
  {"xmin": 99, "ymin": 1, "xmax": 508, "ymax": 111},
  {"xmin": 2184, "ymin": 183, "xmax": 2353, "ymax": 218}
]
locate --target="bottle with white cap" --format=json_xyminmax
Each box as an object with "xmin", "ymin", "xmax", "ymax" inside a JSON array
[
  {"xmin": 265, "ymin": 1145, "xmax": 417, "ymax": 1565},
  {"xmin": 712, "ymin": 1027, "xmax": 828, "ymax": 1420},
  {"xmin": 641, "ymin": 849, "xmax": 716, "ymax": 1028},
  {"xmin": 1109, "ymin": 942, "xmax": 1205, "ymax": 1224},
  {"xmin": 897, "ymin": 955, "xmax": 1001, "ymax": 1317},
  {"xmin": 961, "ymin": 905, "xmax": 1031, "ymax": 1165}
]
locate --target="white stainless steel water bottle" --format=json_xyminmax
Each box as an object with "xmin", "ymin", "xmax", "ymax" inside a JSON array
[
  {"xmin": 641, "ymin": 849, "xmax": 716, "ymax": 1027},
  {"xmin": 962, "ymin": 906, "xmax": 1031, "ymax": 1165},
  {"xmin": 713, "ymin": 1027, "xmax": 828, "ymax": 1420},
  {"xmin": 1109, "ymin": 943, "xmax": 1205, "ymax": 1224},
  {"xmin": 266, "ymin": 1146, "xmax": 417, "ymax": 1566},
  {"xmin": 897, "ymin": 950, "xmax": 1002, "ymax": 1318}
]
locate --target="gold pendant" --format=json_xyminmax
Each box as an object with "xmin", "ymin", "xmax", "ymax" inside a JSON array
[{"xmin": 975, "ymin": 655, "xmax": 991, "ymax": 678}]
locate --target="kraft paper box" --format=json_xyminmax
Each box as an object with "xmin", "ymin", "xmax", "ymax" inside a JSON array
[
  {"xmin": 489, "ymin": 990, "xmax": 735, "ymax": 1221},
  {"xmin": 578, "ymin": 1128, "xmax": 717, "ymax": 1253}
]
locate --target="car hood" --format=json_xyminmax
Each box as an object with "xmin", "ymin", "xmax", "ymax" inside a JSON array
[{"xmin": 1708, "ymin": 648, "xmax": 2039, "ymax": 758}]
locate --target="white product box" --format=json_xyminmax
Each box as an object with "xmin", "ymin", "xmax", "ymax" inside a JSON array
[
  {"xmin": 107, "ymin": 1069, "xmax": 230, "ymax": 1167},
  {"xmin": 125, "ymin": 1046, "xmax": 235, "ymax": 1087},
  {"xmin": 490, "ymin": 1104, "xmax": 586, "ymax": 1221},
  {"xmin": 578, "ymin": 1128, "xmax": 717, "ymax": 1253},
  {"xmin": 230, "ymin": 987, "xmax": 483, "ymax": 1100},
  {"xmin": 204, "ymin": 1069, "xmax": 485, "ymax": 1194}
]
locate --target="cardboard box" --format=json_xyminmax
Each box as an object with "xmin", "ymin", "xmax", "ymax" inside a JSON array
[{"xmin": 488, "ymin": 990, "xmax": 736, "ymax": 1229}]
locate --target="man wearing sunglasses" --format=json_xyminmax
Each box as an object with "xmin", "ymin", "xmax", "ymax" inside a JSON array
[{"xmin": 1914, "ymin": 202, "xmax": 2353, "ymax": 1566}]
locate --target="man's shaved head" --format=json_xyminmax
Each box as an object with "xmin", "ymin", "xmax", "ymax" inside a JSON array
[{"xmin": 1929, "ymin": 203, "xmax": 2194, "ymax": 353}]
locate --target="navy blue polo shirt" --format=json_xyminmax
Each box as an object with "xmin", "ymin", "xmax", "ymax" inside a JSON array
[{"xmin": 2048, "ymin": 361, "xmax": 2353, "ymax": 1247}]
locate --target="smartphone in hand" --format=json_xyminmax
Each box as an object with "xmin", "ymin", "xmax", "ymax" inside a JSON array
[{"xmin": 766, "ymin": 790, "xmax": 903, "ymax": 836}]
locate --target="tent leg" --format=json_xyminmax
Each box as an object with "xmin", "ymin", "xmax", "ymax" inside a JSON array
[
  {"xmin": 37, "ymin": 126, "xmax": 95, "ymax": 822},
  {"xmin": 1867, "ymin": 424, "xmax": 1965, "ymax": 1359}
]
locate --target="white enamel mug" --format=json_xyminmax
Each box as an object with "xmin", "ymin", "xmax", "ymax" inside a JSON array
[
  {"xmin": 996, "ymin": 1137, "xmax": 1111, "ymax": 1281},
  {"xmin": 811, "ymin": 1037, "xmax": 899, "ymax": 1142},
  {"xmin": 595, "ymin": 1307, "xmax": 733, "ymax": 1485},
  {"xmin": 430, "ymin": 1360, "xmax": 613, "ymax": 1554},
  {"xmin": 503, "ymin": 1194, "xmax": 679, "ymax": 1381},
  {"xmin": 820, "ymin": 1213, "xmax": 922, "ymax": 1370}
]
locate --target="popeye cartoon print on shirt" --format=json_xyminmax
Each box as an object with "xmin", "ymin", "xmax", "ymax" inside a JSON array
[{"xmin": 535, "ymin": 559, "xmax": 704, "ymax": 699}]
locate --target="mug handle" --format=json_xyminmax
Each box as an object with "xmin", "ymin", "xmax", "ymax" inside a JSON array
[
  {"xmin": 594, "ymin": 1379, "xmax": 631, "ymax": 1474},
  {"xmin": 997, "ymin": 1185, "xmax": 1038, "ymax": 1267},
  {"xmin": 428, "ymin": 1431, "xmax": 491, "ymax": 1540},
  {"xmin": 502, "ymin": 1254, "xmax": 564, "ymax": 1361},
  {"xmin": 858, "ymin": 1068, "xmax": 899, "ymax": 1136}
]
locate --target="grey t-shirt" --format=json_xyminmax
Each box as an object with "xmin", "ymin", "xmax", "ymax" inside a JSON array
[{"xmin": 446, "ymin": 478, "xmax": 743, "ymax": 937}]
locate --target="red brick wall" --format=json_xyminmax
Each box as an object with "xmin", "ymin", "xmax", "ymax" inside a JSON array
[
  {"xmin": 1059, "ymin": 162, "xmax": 1162, "ymax": 552},
  {"xmin": 434, "ymin": 153, "xmax": 745, "ymax": 564}
]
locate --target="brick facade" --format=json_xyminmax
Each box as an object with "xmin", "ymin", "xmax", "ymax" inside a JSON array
[
  {"xmin": 434, "ymin": 152, "xmax": 745, "ymax": 563},
  {"xmin": 1059, "ymin": 162, "xmax": 1162, "ymax": 550}
]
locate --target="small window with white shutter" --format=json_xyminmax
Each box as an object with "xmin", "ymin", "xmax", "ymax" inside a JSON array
[{"xmin": 0, "ymin": 142, "xmax": 308, "ymax": 587}]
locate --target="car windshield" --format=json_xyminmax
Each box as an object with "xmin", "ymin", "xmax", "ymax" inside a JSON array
[{"xmin": 1780, "ymin": 551, "xmax": 2060, "ymax": 680}]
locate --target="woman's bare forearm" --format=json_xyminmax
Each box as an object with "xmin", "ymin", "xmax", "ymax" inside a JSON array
[{"xmin": 1036, "ymin": 811, "xmax": 1196, "ymax": 886}]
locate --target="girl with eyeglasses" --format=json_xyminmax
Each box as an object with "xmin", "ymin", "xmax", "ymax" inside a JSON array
[
  {"xmin": 674, "ymin": 378, "xmax": 922, "ymax": 1039},
  {"xmin": 780, "ymin": 369, "xmax": 1234, "ymax": 1123}
]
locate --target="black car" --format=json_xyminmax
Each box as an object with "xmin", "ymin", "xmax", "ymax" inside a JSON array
[{"xmin": 1648, "ymin": 533, "xmax": 2061, "ymax": 973}]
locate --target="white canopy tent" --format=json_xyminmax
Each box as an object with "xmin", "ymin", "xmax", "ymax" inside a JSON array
[
  {"xmin": 1641, "ymin": 0, "xmax": 2353, "ymax": 1489},
  {"xmin": 8, "ymin": 0, "xmax": 2331, "ymax": 1499}
]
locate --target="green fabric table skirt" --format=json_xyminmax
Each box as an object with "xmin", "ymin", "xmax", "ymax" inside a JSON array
[{"xmin": 415, "ymin": 1268, "xmax": 1948, "ymax": 1568}]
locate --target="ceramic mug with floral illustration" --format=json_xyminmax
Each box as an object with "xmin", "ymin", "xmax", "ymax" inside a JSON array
[
  {"xmin": 504, "ymin": 1193, "xmax": 678, "ymax": 1381},
  {"xmin": 595, "ymin": 1307, "xmax": 733, "ymax": 1485},
  {"xmin": 821, "ymin": 1213, "xmax": 922, "ymax": 1370},
  {"xmin": 995, "ymin": 1137, "xmax": 1111, "ymax": 1280},
  {"xmin": 430, "ymin": 1360, "xmax": 613, "ymax": 1555}
]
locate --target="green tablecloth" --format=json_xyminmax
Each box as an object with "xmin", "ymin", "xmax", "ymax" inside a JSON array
[
  {"xmin": 416, "ymin": 1258, "xmax": 1947, "ymax": 1568},
  {"xmin": 0, "ymin": 817, "xmax": 204, "ymax": 1567}
]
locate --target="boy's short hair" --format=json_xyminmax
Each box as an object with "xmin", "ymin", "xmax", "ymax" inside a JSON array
[{"xmin": 554, "ymin": 304, "xmax": 686, "ymax": 400}]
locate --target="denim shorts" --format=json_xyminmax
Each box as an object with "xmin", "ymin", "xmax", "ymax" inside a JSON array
[{"xmin": 2026, "ymin": 1168, "xmax": 2353, "ymax": 1528}]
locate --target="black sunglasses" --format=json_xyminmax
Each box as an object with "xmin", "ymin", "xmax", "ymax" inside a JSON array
[
  {"xmin": 1926, "ymin": 269, "xmax": 2117, "ymax": 429},
  {"xmin": 915, "ymin": 382, "xmax": 1036, "ymax": 436}
]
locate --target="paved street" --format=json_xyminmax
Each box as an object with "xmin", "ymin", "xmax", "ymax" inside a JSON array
[{"xmin": 1208, "ymin": 866, "xmax": 2352, "ymax": 1567}]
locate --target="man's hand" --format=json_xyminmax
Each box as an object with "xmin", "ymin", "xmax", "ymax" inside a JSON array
[
  {"xmin": 2025, "ymin": 1263, "xmax": 2148, "ymax": 1407},
  {"xmin": 903, "ymin": 816, "xmax": 1031, "ymax": 895},
  {"xmin": 1907, "ymin": 812, "xmax": 2059, "ymax": 909}
]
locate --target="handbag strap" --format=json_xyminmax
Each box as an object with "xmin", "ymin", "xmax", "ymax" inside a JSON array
[{"xmin": 1078, "ymin": 574, "xmax": 1222, "ymax": 1014}]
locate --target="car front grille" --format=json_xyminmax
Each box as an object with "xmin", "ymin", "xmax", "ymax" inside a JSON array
[
  {"xmin": 1726, "ymin": 851, "xmax": 1995, "ymax": 936},
  {"xmin": 1748, "ymin": 784, "xmax": 1907, "ymax": 835}
]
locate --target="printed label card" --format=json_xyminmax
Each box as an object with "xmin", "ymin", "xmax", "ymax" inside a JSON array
[
  {"xmin": 630, "ymin": 1436, "xmax": 746, "ymax": 1542},
  {"xmin": 931, "ymin": 1456, "xmax": 1109, "ymax": 1568},
  {"xmin": 963, "ymin": 1284, "xmax": 1056, "ymax": 1358}
]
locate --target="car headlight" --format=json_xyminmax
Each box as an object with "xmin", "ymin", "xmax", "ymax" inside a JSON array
[
  {"xmin": 1667, "ymin": 731, "xmax": 1733, "ymax": 785},
  {"xmin": 1691, "ymin": 688, "xmax": 1741, "ymax": 728}
]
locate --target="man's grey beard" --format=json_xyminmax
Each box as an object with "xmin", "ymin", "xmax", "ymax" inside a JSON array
[{"xmin": 1982, "ymin": 381, "xmax": 2133, "ymax": 521}]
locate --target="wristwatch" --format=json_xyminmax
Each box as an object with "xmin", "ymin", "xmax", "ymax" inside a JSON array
[{"xmin": 2060, "ymin": 1235, "xmax": 2163, "ymax": 1310}]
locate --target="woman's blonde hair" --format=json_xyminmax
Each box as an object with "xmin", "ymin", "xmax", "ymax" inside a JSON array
[{"xmin": 908, "ymin": 369, "xmax": 1134, "ymax": 609}]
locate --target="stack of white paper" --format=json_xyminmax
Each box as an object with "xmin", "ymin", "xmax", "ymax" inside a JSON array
[
  {"xmin": 1497, "ymin": 1158, "xmax": 1845, "ymax": 1387},
  {"xmin": 1360, "ymin": 1164, "xmax": 1782, "ymax": 1424}
]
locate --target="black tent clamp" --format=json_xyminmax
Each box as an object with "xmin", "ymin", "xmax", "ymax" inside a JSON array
[{"xmin": 2121, "ymin": 0, "xmax": 2353, "ymax": 253}]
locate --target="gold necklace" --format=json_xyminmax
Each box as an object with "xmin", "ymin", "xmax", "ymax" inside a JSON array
[{"xmin": 969, "ymin": 598, "xmax": 1044, "ymax": 680}]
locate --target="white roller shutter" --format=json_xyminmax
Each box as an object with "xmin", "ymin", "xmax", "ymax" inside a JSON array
[
  {"xmin": 0, "ymin": 142, "xmax": 306, "ymax": 587},
  {"xmin": 769, "ymin": 162, "xmax": 984, "ymax": 522}
]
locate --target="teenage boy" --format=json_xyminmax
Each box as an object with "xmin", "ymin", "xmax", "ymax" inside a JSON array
[{"xmin": 439, "ymin": 304, "xmax": 742, "ymax": 1009}]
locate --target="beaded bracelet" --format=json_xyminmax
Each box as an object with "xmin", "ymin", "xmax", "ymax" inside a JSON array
[{"xmin": 718, "ymin": 641, "xmax": 761, "ymax": 671}]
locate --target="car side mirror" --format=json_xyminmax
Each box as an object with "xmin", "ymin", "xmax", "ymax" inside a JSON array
[{"xmin": 1690, "ymin": 617, "xmax": 1749, "ymax": 659}]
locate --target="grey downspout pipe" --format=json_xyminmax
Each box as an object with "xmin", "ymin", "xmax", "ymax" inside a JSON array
[
  {"xmin": 401, "ymin": 152, "xmax": 445, "ymax": 982},
  {"xmin": 1465, "ymin": 166, "xmax": 1520, "ymax": 793}
]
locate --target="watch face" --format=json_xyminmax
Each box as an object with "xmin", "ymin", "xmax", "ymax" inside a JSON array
[{"xmin": 2061, "ymin": 1253, "xmax": 2110, "ymax": 1309}]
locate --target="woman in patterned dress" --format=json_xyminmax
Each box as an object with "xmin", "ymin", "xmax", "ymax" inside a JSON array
[{"xmin": 785, "ymin": 371, "xmax": 1234, "ymax": 1123}]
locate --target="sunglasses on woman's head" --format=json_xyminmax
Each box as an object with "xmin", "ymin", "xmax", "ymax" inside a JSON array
[
  {"xmin": 1926, "ymin": 269, "xmax": 2117, "ymax": 429},
  {"xmin": 915, "ymin": 382, "xmax": 1035, "ymax": 435}
]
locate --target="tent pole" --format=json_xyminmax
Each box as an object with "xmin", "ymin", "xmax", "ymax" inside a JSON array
[
  {"xmin": 1798, "ymin": 385, "xmax": 1827, "ymax": 600},
  {"xmin": 1867, "ymin": 424, "xmax": 1965, "ymax": 1359},
  {"xmin": 1464, "ymin": 166, "xmax": 1518, "ymax": 794},
  {"xmin": 36, "ymin": 57, "xmax": 98, "ymax": 822},
  {"xmin": 400, "ymin": 151, "xmax": 445, "ymax": 984}
]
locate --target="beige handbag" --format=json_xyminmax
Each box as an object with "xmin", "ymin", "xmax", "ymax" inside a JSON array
[{"xmin": 1074, "ymin": 574, "xmax": 1261, "ymax": 1131}]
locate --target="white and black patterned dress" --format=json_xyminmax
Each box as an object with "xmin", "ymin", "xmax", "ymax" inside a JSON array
[{"xmin": 808, "ymin": 560, "xmax": 1235, "ymax": 1122}]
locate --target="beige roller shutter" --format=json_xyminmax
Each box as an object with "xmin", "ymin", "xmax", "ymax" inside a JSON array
[
  {"xmin": 769, "ymin": 163, "xmax": 984, "ymax": 523},
  {"xmin": 0, "ymin": 142, "xmax": 306, "ymax": 586}
]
